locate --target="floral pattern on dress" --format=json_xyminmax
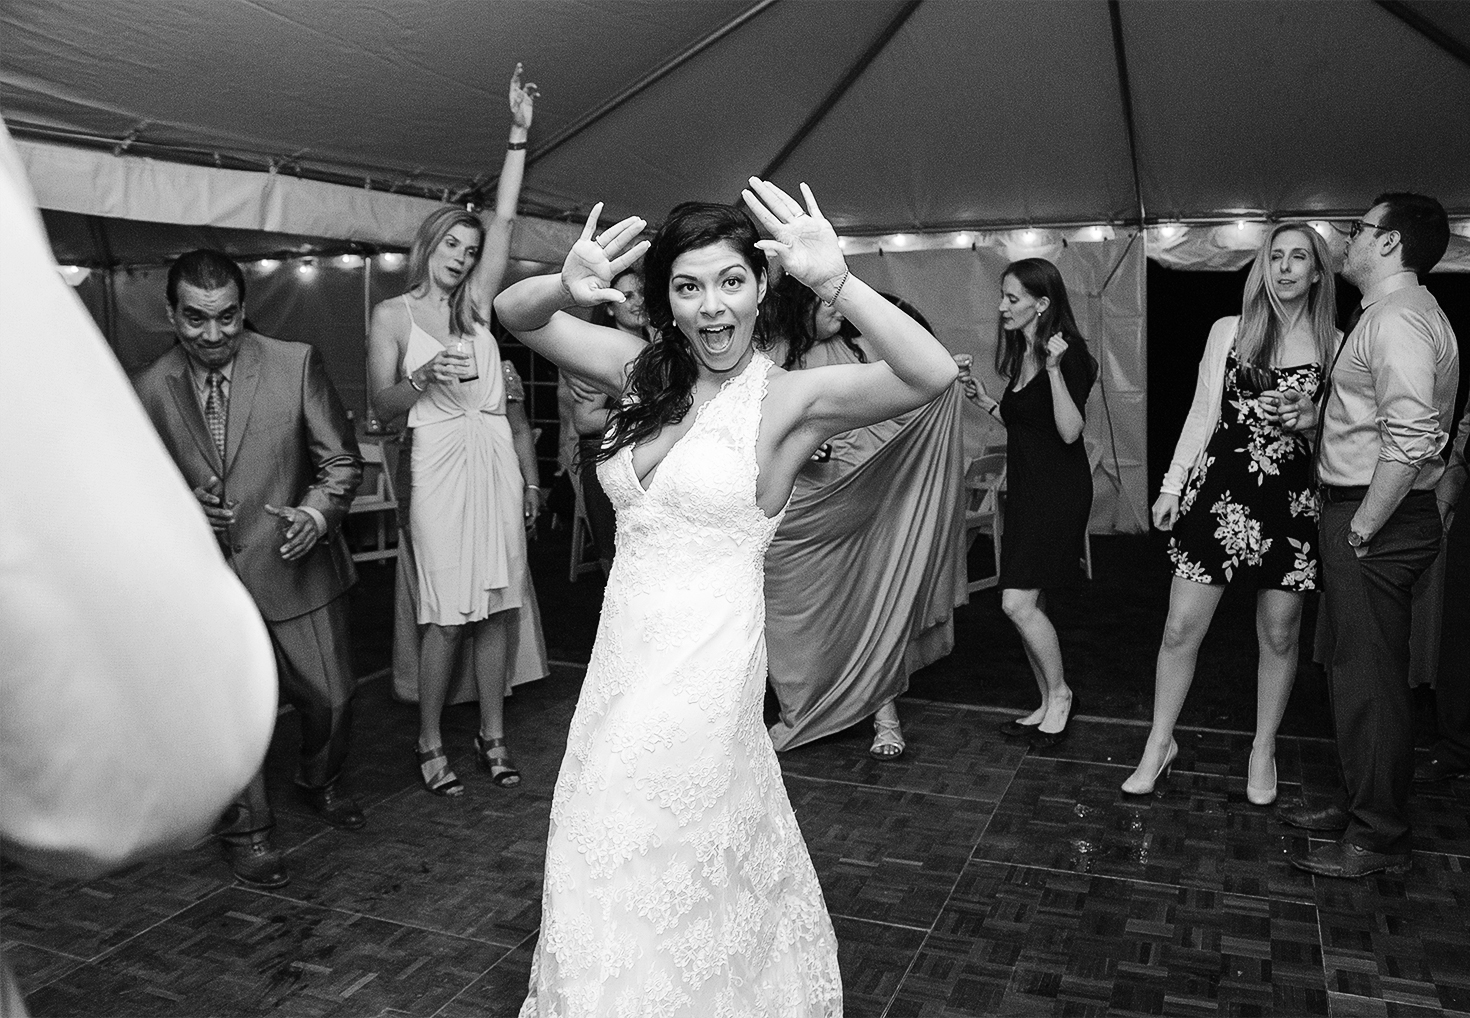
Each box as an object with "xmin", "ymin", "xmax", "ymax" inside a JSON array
[{"xmin": 1167, "ymin": 350, "xmax": 1323, "ymax": 589}]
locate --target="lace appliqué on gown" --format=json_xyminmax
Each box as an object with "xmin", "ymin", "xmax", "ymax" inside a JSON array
[{"xmin": 521, "ymin": 354, "xmax": 842, "ymax": 1017}]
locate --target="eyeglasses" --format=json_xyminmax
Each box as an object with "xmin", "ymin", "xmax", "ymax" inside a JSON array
[{"xmin": 1346, "ymin": 219, "xmax": 1392, "ymax": 239}]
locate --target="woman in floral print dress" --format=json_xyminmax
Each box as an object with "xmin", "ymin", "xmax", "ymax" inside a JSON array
[{"xmin": 1122, "ymin": 223, "xmax": 1340, "ymax": 803}]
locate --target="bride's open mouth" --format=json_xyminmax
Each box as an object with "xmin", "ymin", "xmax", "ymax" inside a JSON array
[{"xmin": 699, "ymin": 324, "xmax": 735, "ymax": 355}]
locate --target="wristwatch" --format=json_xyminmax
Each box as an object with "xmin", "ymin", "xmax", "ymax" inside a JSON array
[{"xmin": 1347, "ymin": 528, "xmax": 1369, "ymax": 549}]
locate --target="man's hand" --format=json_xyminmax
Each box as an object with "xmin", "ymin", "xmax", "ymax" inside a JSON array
[
  {"xmin": 265, "ymin": 504, "xmax": 322, "ymax": 561},
  {"xmin": 193, "ymin": 475, "xmax": 235, "ymax": 534},
  {"xmin": 1263, "ymin": 387, "xmax": 1317, "ymax": 432}
]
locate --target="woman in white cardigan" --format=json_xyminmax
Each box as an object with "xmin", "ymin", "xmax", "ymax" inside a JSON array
[{"xmin": 1122, "ymin": 223, "xmax": 1339, "ymax": 801}]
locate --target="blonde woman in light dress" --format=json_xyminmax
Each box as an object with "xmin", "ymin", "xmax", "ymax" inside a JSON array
[{"xmin": 368, "ymin": 65, "xmax": 540, "ymax": 795}]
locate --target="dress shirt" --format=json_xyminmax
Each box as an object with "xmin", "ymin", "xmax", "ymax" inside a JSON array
[
  {"xmin": 1318, "ymin": 283, "xmax": 1459, "ymax": 489},
  {"xmin": 189, "ymin": 357, "xmax": 232, "ymax": 411},
  {"xmin": 189, "ymin": 355, "xmax": 328, "ymax": 537}
]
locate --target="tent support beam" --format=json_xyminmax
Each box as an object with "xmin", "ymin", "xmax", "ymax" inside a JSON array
[
  {"xmin": 1375, "ymin": 1, "xmax": 1470, "ymax": 73},
  {"xmin": 1107, "ymin": 1, "xmax": 1146, "ymax": 227},
  {"xmin": 503, "ymin": 0, "xmax": 781, "ymax": 184},
  {"xmin": 757, "ymin": 0, "xmax": 923, "ymax": 183}
]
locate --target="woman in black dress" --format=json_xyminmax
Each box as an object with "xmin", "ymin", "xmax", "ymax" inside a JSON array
[
  {"xmin": 966, "ymin": 258, "xmax": 1097, "ymax": 747},
  {"xmin": 1121, "ymin": 223, "xmax": 1337, "ymax": 801}
]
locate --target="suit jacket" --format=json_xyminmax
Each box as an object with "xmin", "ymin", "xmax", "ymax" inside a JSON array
[{"xmin": 134, "ymin": 334, "xmax": 363, "ymax": 622}]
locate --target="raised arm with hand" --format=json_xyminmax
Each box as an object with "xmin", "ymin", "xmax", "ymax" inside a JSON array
[
  {"xmin": 740, "ymin": 177, "xmax": 958, "ymax": 438},
  {"xmin": 494, "ymin": 203, "xmax": 651, "ymax": 394},
  {"xmin": 1044, "ymin": 334, "xmax": 1086, "ymax": 444},
  {"xmin": 468, "ymin": 63, "xmax": 538, "ymax": 315}
]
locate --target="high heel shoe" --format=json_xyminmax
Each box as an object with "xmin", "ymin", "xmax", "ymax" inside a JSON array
[
  {"xmin": 1027, "ymin": 692, "xmax": 1077, "ymax": 749},
  {"xmin": 416, "ymin": 745, "xmax": 464, "ymax": 797},
  {"xmin": 870, "ymin": 716, "xmax": 906, "ymax": 760},
  {"xmin": 1121, "ymin": 739, "xmax": 1177, "ymax": 796},
  {"xmin": 997, "ymin": 716, "xmax": 1041, "ymax": 738},
  {"xmin": 475, "ymin": 735, "xmax": 521, "ymax": 788},
  {"xmin": 1246, "ymin": 746, "xmax": 1278, "ymax": 806}
]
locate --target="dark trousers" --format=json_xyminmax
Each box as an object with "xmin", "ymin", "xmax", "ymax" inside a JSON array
[
  {"xmin": 218, "ymin": 593, "xmax": 356, "ymax": 837},
  {"xmin": 1319, "ymin": 491, "xmax": 1443, "ymax": 854},
  {"xmin": 578, "ymin": 436, "xmax": 618, "ymax": 566},
  {"xmin": 1432, "ymin": 480, "xmax": 1470, "ymax": 766}
]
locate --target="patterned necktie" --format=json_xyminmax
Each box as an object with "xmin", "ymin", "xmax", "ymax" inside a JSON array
[{"xmin": 205, "ymin": 370, "xmax": 227, "ymax": 461}]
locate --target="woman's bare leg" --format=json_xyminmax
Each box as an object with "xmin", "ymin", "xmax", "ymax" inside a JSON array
[
  {"xmin": 1123, "ymin": 577, "xmax": 1223, "ymax": 787},
  {"xmin": 1002, "ymin": 588, "xmax": 1071, "ymax": 733},
  {"xmin": 1251, "ymin": 589, "xmax": 1304, "ymax": 792}
]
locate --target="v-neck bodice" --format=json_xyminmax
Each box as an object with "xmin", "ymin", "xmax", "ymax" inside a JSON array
[{"xmin": 597, "ymin": 353, "xmax": 784, "ymax": 590}]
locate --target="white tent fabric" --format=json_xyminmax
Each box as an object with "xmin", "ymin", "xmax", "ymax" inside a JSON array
[{"xmin": 2, "ymin": 0, "xmax": 1467, "ymax": 234}]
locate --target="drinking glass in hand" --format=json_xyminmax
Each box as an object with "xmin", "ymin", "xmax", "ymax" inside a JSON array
[
  {"xmin": 1235, "ymin": 363, "xmax": 1277, "ymax": 396},
  {"xmin": 451, "ymin": 338, "xmax": 479, "ymax": 383}
]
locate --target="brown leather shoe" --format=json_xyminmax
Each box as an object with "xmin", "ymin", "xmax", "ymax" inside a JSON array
[
  {"xmin": 1290, "ymin": 841, "xmax": 1410, "ymax": 879},
  {"xmin": 221, "ymin": 832, "xmax": 289, "ymax": 888},
  {"xmin": 299, "ymin": 784, "xmax": 366, "ymax": 830},
  {"xmin": 1276, "ymin": 801, "xmax": 1348, "ymax": 832}
]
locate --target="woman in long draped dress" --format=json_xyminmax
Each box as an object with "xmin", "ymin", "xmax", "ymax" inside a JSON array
[
  {"xmin": 368, "ymin": 65, "xmax": 543, "ymax": 794},
  {"xmin": 495, "ymin": 180, "xmax": 958, "ymax": 1016},
  {"xmin": 764, "ymin": 278, "xmax": 968, "ymax": 757}
]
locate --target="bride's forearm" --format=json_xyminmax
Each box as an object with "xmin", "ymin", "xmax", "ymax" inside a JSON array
[
  {"xmin": 833, "ymin": 275, "xmax": 958, "ymax": 395},
  {"xmin": 495, "ymin": 273, "xmax": 572, "ymax": 336}
]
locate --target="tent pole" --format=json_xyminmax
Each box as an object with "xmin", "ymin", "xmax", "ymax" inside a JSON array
[
  {"xmin": 1107, "ymin": 0, "xmax": 1146, "ymax": 227},
  {"xmin": 756, "ymin": 0, "xmax": 924, "ymax": 183},
  {"xmin": 1375, "ymin": 1, "xmax": 1470, "ymax": 72},
  {"xmin": 489, "ymin": 0, "xmax": 781, "ymax": 191}
]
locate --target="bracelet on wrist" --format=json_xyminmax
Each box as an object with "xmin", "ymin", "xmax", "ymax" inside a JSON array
[
  {"xmin": 507, "ymin": 140, "xmax": 527, "ymax": 151},
  {"xmin": 408, "ymin": 373, "xmax": 427, "ymax": 393},
  {"xmin": 821, "ymin": 270, "xmax": 851, "ymax": 308},
  {"xmin": 525, "ymin": 484, "xmax": 542, "ymax": 492}
]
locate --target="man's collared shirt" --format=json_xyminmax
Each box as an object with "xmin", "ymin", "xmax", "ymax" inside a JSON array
[
  {"xmin": 1319, "ymin": 283, "xmax": 1459, "ymax": 489},
  {"xmin": 188, "ymin": 357, "xmax": 232, "ymax": 415}
]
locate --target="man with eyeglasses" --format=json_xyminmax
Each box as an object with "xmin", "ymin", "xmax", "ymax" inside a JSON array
[{"xmin": 1277, "ymin": 193, "xmax": 1459, "ymax": 878}]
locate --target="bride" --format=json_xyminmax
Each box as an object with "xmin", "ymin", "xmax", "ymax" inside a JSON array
[{"xmin": 495, "ymin": 178, "xmax": 957, "ymax": 1016}]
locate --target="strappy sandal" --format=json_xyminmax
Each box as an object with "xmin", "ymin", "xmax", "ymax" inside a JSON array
[
  {"xmin": 416, "ymin": 745, "xmax": 464, "ymax": 797},
  {"xmin": 870, "ymin": 716, "xmax": 906, "ymax": 761},
  {"xmin": 475, "ymin": 735, "xmax": 521, "ymax": 788}
]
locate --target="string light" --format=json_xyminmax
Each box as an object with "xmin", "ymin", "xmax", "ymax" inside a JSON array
[
  {"xmin": 296, "ymin": 259, "xmax": 318, "ymax": 280},
  {"xmin": 377, "ymin": 252, "xmax": 405, "ymax": 269},
  {"xmin": 255, "ymin": 258, "xmax": 281, "ymax": 273},
  {"xmin": 335, "ymin": 254, "xmax": 364, "ymax": 269},
  {"xmin": 57, "ymin": 264, "xmax": 90, "ymax": 286}
]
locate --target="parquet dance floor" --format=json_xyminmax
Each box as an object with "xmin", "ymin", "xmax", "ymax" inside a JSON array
[{"xmin": 5, "ymin": 669, "xmax": 1468, "ymax": 1017}]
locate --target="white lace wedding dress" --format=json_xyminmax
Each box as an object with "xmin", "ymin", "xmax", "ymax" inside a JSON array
[{"xmin": 520, "ymin": 353, "xmax": 842, "ymax": 1017}]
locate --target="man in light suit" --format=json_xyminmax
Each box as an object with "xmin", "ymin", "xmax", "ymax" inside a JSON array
[{"xmin": 134, "ymin": 250, "xmax": 365, "ymax": 887}]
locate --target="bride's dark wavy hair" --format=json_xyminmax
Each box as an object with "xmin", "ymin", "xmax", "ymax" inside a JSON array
[{"xmin": 597, "ymin": 201, "xmax": 768, "ymax": 463}]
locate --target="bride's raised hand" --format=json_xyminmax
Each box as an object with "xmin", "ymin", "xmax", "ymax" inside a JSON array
[
  {"xmin": 741, "ymin": 178, "xmax": 848, "ymax": 302},
  {"xmin": 509, "ymin": 62, "xmax": 538, "ymax": 130},
  {"xmin": 561, "ymin": 203, "xmax": 650, "ymax": 307}
]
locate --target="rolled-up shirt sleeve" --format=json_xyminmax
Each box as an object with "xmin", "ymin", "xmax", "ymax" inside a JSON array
[{"xmin": 1367, "ymin": 308, "xmax": 1449, "ymax": 467}]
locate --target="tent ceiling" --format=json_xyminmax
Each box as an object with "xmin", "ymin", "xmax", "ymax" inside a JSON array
[{"xmin": 2, "ymin": 0, "xmax": 1467, "ymax": 233}]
